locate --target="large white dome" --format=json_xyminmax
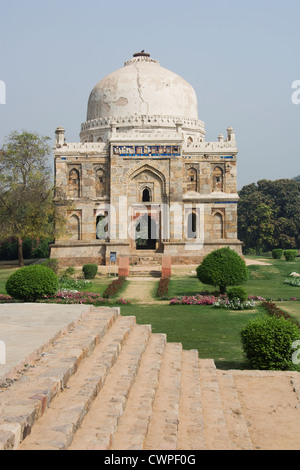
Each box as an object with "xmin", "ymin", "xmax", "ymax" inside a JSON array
[{"xmin": 86, "ymin": 52, "xmax": 199, "ymax": 121}]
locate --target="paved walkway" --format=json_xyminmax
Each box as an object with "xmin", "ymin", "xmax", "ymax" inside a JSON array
[{"xmin": 0, "ymin": 303, "xmax": 92, "ymax": 383}]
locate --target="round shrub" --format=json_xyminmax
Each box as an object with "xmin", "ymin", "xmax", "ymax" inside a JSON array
[
  {"xmin": 284, "ymin": 250, "xmax": 298, "ymax": 262},
  {"xmin": 82, "ymin": 263, "xmax": 98, "ymax": 279},
  {"xmin": 227, "ymin": 286, "xmax": 248, "ymax": 302},
  {"xmin": 272, "ymin": 249, "xmax": 283, "ymax": 260},
  {"xmin": 196, "ymin": 247, "xmax": 248, "ymax": 294},
  {"xmin": 241, "ymin": 315, "xmax": 300, "ymax": 370},
  {"xmin": 6, "ymin": 265, "xmax": 59, "ymax": 302}
]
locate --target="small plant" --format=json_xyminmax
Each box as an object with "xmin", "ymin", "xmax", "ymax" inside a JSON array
[
  {"xmin": 241, "ymin": 315, "xmax": 300, "ymax": 370},
  {"xmin": 284, "ymin": 277, "xmax": 300, "ymax": 287},
  {"xmin": 272, "ymin": 249, "xmax": 283, "ymax": 259},
  {"xmin": 41, "ymin": 258, "xmax": 59, "ymax": 274},
  {"xmin": 82, "ymin": 264, "xmax": 98, "ymax": 279},
  {"xmin": 213, "ymin": 298, "xmax": 255, "ymax": 310},
  {"xmin": 283, "ymin": 250, "xmax": 298, "ymax": 262},
  {"xmin": 6, "ymin": 265, "xmax": 59, "ymax": 302},
  {"xmin": 227, "ymin": 286, "xmax": 248, "ymax": 302}
]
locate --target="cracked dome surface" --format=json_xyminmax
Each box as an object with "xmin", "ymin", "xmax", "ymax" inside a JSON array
[{"xmin": 86, "ymin": 54, "xmax": 199, "ymax": 122}]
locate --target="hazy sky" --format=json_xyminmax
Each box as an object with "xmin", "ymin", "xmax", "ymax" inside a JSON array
[{"xmin": 0, "ymin": 0, "xmax": 299, "ymax": 189}]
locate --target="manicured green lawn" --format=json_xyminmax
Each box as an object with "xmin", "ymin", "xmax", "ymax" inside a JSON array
[
  {"xmin": 118, "ymin": 302, "xmax": 266, "ymax": 370},
  {"xmin": 168, "ymin": 257, "xmax": 300, "ymax": 301}
]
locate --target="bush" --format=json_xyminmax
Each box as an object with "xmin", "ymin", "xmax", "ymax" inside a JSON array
[
  {"xmin": 272, "ymin": 249, "xmax": 283, "ymax": 259},
  {"xmin": 103, "ymin": 276, "xmax": 127, "ymax": 299},
  {"xmin": 6, "ymin": 265, "xmax": 59, "ymax": 302},
  {"xmin": 41, "ymin": 258, "xmax": 59, "ymax": 274},
  {"xmin": 241, "ymin": 315, "xmax": 300, "ymax": 370},
  {"xmin": 227, "ymin": 286, "xmax": 248, "ymax": 302},
  {"xmin": 284, "ymin": 250, "xmax": 298, "ymax": 262},
  {"xmin": 82, "ymin": 264, "xmax": 98, "ymax": 279},
  {"xmin": 196, "ymin": 248, "xmax": 248, "ymax": 294},
  {"xmin": 157, "ymin": 277, "xmax": 170, "ymax": 298}
]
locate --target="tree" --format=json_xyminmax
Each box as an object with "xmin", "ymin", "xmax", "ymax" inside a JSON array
[
  {"xmin": 196, "ymin": 247, "xmax": 249, "ymax": 294},
  {"xmin": 238, "ymin": 179, "xmax": 300, "ymax": 252},
  {"xmin": 0, "ymin": 130, "xmax": 68, "ymax": 266}
]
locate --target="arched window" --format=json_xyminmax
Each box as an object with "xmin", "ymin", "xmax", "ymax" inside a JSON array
[
  {"xmin": 212, "ymin": 166, "xmax": 224, "ymax": 192},
  {"xmin": 187, "ymin": 212, "xmax": 197, "ymax": 239},
  {"xmin": 187, "ymin": 168, "xmax": 197, "ymax": 192},
  {"xmin": 95, "ymin": 168, "xmax": 106, "ymax": 197},
  {"xmin": 142, "ymin": 187, "xmax": 151, "ymax": 202},
  {"xmin": 68, "ymin": 169, "xmax": 80, "ymax": 198},
  {"xmin": 212, "ymin": 212, "xmax": 224, "ymax": 239},
  {"xmin": 68, "ymin": 214, "xmax": 80, "ymax": 240}
]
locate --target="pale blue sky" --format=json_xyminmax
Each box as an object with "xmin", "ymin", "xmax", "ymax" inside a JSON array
[{"xmin": 0, "ymin": 0, "xmax": 299, "ymax": 188}]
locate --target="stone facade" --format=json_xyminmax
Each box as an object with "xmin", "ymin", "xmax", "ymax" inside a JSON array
[{"xmin": 51, "ymin": 52, "xmax": 242, "ymax": 266}]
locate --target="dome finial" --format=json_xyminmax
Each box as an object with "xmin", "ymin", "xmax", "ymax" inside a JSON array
[{"xmin": 133, "ymin": 50, "xmax": 150, "ymax": 58}]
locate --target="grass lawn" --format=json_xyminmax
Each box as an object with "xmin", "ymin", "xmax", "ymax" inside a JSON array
[
  {"xmin": 118, "ymin": 302, "xmax": 266, "ymax": 370},
  {"xmin": 277, "ymin": 301, "xmax": 300, "ymax": 319},
  {"xmin": 168, "ymin": 257, "xmax": 300, "ymax": 301}
]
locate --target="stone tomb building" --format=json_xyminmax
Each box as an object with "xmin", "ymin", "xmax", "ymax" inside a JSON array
[{"xmin": 51, "ymin": 52, "xmax": 242, "ymax": 266}]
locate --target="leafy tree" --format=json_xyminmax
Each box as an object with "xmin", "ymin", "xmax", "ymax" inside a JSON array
[
  {"xmin": 196, "ymin": 247, "xmax": 248, "ymax": 294},
  {"xmin": 0, "ymin": 131, "xmax": 68, "ymax": 266},
  {"xmin": 238, "ymin": 179, "xmax": 300, "ymax": 252}
]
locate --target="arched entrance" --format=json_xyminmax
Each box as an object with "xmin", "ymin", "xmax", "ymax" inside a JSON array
[{"xmin": 135, "ymin": 214, "xmax": 158, "ymax": 250}]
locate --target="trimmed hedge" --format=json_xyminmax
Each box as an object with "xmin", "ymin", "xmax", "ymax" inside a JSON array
[
  {"xmin": 284, "ymin": 250, "xmax": 298, "ymax": 262},
  {"xmin": 227, "ymin": 286, "xmax": 248, "ymax": 302},
  {"xmin": 82, "ymin": 264, "xmax": 98, "ymax": 279},
  {"xmin": 5, "ymin": 265, "xmax": 59, "ymax": 302},
  {"xmin": 272, "ymin": 249, "xmax": 283, "ymax": 259},
  {"xmin": 241, "ymin": 315, "xmax": 300, "ymax": 371}
]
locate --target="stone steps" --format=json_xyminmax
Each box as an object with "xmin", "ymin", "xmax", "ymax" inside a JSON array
[
  {"xmin": 0, "ymin": 307, "xmax": 254, "ymax": 450},
  {"xmin": 129, "ymin": 269, "xmax": 161, "ymax": 278}
]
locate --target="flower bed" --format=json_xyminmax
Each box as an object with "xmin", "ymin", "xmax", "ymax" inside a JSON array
[
  {"xmin": 102, "ymin": 276, "xmax": 127, "ymax": 299},
  {"xmin": 170, "ymin": 294, "xmax": 218, "ymax": 305},
  {"xmin": 0, "ymin": 294, "xmax": 16, "ymax": 303},
  {"xmin": 213, "ymin": 298, "xmax": 256, "ymax": 310},
  {"xmin": 262, "ymin": 301, "xmax": 300, "ymax": 329},
  {"xmin": 157, "ymin": 277, "xmax": 170, "ymax": 298},
  {"xmin": 40, "ymin": 290, "xmax": 107, "ymax": 305}
]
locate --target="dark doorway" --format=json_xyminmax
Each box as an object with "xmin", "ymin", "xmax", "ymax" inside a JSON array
[{"xmin": 136, "ymin": 214, "xmax": 157, "ymax": 250}]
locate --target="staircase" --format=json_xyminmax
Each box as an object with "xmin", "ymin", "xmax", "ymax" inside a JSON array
[{"xmin": 0, "ymin": 307, "xmax": 253, "ymax": 451}]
